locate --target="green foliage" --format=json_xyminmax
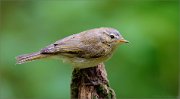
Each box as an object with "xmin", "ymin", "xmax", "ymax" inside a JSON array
[{"xmin": 0, "ymin": 0, "xmax": 179, "ymax": 99}]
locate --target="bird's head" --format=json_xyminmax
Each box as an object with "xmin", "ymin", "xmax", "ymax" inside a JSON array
[{"xmin": 99, "ymin": 27, "xmax": 129, "ymax": 47}]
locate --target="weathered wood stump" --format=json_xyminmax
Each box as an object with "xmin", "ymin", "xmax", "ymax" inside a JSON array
[{"xmin": 71, "ymin": 63, "xmax": 116, "ymax": 99}]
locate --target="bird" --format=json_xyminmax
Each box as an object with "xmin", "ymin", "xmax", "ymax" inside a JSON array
[{"xmin": 16, "ymin": 27, "xmax": 128, "ymax": 68}]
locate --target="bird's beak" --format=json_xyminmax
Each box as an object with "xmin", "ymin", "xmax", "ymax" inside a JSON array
[{"xmin": 117, "ymin": 39, "xmax": 129, "ymax": 43}]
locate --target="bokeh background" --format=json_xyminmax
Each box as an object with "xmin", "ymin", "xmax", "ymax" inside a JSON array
[{"xmin": 0, "ymin": 0, "xmax": 179, "ymax": 99}]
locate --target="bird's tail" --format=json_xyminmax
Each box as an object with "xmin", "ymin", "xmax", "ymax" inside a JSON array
[{"xmin": 16, "ymin": 52, "xmax": 48, "ymax": 64}]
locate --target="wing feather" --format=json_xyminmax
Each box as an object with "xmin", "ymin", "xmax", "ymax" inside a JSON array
[{"xmin": 40, "ymin": 32, "xmax": 111, "ymax": 58}]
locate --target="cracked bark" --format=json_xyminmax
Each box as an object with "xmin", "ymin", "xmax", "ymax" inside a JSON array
[{"xmin": 71, "ymin": 63, "xmax": 116, "ymax": 99}]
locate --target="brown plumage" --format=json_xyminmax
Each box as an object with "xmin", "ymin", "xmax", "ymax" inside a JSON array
[
  {"xmin": 16, "ymin": 52, "xmax": 48, "ymax": 64},
  {"xmin": 16, "ymin": 27, "xmax": 128, "ymax": 68}
]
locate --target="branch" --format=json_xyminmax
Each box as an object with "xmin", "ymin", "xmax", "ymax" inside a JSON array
[{"xmin": 71, "ymin": 63, "xmax": 116, "ymax": 99}]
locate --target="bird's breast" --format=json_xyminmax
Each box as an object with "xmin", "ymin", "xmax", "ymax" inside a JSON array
[{"xmin": 61, "ymin": 53, "xmax": 112, "ymax": 68}]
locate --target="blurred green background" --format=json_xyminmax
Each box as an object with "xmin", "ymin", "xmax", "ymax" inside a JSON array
[{"xmin": 0, "ymin": 0, "xmax": 179, "ymax": 99}]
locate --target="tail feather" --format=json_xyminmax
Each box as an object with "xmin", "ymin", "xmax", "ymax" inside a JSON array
[{"xmin": 16, "ymin": 52, "xmax": 47, "ymax": 64}]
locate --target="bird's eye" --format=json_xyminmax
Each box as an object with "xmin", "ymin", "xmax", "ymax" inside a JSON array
[{"xmin": 110, "ymin": 34, "xmax": 115, "ymax": 39}]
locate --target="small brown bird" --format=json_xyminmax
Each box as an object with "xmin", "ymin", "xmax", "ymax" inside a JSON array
[{"xmin": 16, "ymin": 27, "xmax": 128, "ymax": 68}]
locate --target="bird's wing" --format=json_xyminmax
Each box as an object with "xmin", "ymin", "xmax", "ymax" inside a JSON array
[
  {"xmin": 40, "ymin": 35, "xmax": 84, "ymax": 57},
  {"xmin": 40, "ymin": 34, "xmax": 111, "ymax": 58}
]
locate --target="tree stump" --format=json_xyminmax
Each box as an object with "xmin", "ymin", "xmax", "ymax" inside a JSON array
[{"xmin": 71, "ymin": 63, "xmax": 116, "ymax": 99}]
